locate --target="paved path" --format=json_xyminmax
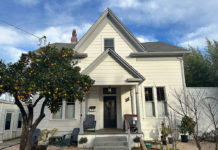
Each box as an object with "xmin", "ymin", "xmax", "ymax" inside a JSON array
[{"xmin": 0, "ymin": 138, "xmax": 20, "ymax": 150}]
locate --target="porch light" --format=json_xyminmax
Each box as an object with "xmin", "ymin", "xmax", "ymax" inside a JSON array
[{"xmin": 108, "ymin": 87, "xmax": 112, "ymax": 93}]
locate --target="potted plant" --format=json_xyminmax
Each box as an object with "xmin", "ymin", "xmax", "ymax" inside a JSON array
[
  {"xmin": 167, "ymin": 126, "xmax": 173, "ymax": 144},
  {"xmin": 179, "ymin": 115, "xmax": 195, "ymax": 142},
  {"xmin": 133, "ymin": 136, "xmax": 140, "ymax": 149},
  {"xmin": 79, "ymin": 137, "xmax": 88, "ymax": 149},
  {"xmin": 160, "ymin": 122, "xmax": 168, "ymax": 145}
]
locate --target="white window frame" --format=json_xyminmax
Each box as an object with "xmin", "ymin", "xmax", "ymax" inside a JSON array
[{"xmin": 50, "ymin": 100, "xmax": 76, "ymax": 120}]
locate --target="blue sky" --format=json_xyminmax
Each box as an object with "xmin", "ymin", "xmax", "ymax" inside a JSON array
[{"xmin": 0, "ymin": 0, "xmax": 218, "ymax": 62}]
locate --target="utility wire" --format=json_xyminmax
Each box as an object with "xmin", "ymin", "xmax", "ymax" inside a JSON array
[{"xmin": 0, "ymin": 19, "xmax": 47, "ymax": 46}]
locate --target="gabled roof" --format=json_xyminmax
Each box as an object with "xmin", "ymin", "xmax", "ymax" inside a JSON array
[
  {"xmin": 82, "ymin": 49, "xmax": 145, "ymax": 81},
  {"xmin": 75, "ymin": 8, "xmax": 145, "ymax": 52}
]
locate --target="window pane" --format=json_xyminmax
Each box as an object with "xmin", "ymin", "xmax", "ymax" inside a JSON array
[
  {"xmin": 65, "ymin": 100, "xmax": 75, "ymax": 119},
  {"xmin": 158, "ymin": 101, "xmax": 167, "ymax": 117},
  {"xmin": 53, "ymin": 100, "xmax": 62, "ymax": 119},
  {"xmin": 5, "ymin": 113, "xmax": 12, "ymax": 130},
  {"xmin": 104, "ymin": 39, "xmax": 114, "ymax": 51},
  {"xmin": 17, "ymin": 113, "xmax": 22, "ymax": 128},
  {"xmin": 157, "ymin": 87, "xmax": 165, "ymax": 101},
  {"xmin": 145, "ymin": 88, "xmax": 153, "ymax": 101},
  {"xmin": 145, "ymin": 102, "xmax": 155, "ymax": 117}
]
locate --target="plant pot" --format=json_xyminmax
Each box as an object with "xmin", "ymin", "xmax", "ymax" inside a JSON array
[
  {"xmin": 181, "ymin": 135, "xmax": 188, "ymax": 142},
  {"xmin": 161, "ymin": 136, "xmax": 167, "ymax": 145},
  {"xmin": 168, "ymin": 137, "xmax": 173, "ymax": 144}
]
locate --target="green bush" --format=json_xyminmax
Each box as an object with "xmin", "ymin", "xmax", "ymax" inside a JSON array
[{"xmin": 179, "ymin": 115, "xmax": 195, "ymax": 135}]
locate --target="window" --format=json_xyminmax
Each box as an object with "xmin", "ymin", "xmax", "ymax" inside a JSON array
[
  {"xmin": 104, "ymin": 39, "xmax": 114, "ymax": 51},
  {"xmin": 144, "ymin": 88, "xmax": 155, "ymax": 117},
  {"xmin": 5, "ymin": 113, "xmax": 12, "ymax": 130},
  {"xmin": 65, "ymin": 99, "xmax": 75, "ymax": 119},
  {"xmin": 157, "ymin": 87, "xmax": 167, "ymax": 117},
  {"xmin": 17, "ymin": 113, "xmax": 22, "ymax": 128},
  {"xmin": 53, "ymin": 100, "xmax": 62, "ymax": 119}
]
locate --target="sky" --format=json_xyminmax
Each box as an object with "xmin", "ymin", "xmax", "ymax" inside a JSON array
[{"xmin": 0, "ymin": 0, "xmax": 218, "ymax": 63}]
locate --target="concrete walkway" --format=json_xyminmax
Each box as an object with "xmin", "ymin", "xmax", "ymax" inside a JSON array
[{"xmin": 0, "ymin": 138, "xmax": 20, "ymax": 150}]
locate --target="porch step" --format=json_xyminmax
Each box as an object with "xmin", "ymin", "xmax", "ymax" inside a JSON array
[{"xmin": 94, "ymin": 136, "xmax": 129, "ymax": 150}]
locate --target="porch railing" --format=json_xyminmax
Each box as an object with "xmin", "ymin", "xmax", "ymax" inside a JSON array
[{"xmin": 124, "ymin": 114, "xmax": 137, "ymax": 150}]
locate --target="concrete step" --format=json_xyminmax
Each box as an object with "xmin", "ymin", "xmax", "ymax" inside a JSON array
[
  {"xmin": 94, "ymin": 141, "xmax": 128, "ymax": 146},
  {"xmin": 94, "ymin": 136, "xmax": 129, "ymax": 150},
  {"xmin": 94, "ymin": 146, "xmax": 129, "ymax": 150},
  {"xmin": 95, "ymin": 136, "xmax": 127, "ymax": 142}
]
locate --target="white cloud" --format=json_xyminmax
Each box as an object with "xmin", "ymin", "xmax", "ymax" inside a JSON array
[
  {"xmin": 179, "ymin": 24, "xmax": 218, "ymax": 49},
  {"xmin": 0, "ymin": 23, "xmax": 91, "ymax": 62},
  {"xmin": 136, "ymin": 35, "xmax": 157, "ymax": 43}
]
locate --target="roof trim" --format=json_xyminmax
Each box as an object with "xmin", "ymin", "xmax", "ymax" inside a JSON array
[
  {"xmin": 82, "ymin": 49, "xmax": 145, "ymax": 81},
  {"xmin": 129, "ymin": 51, "xmax": 191, "ymax": 57},
  {"xmin": 75, "ymin": 8, "xmax": 145, "ymax": 52}
]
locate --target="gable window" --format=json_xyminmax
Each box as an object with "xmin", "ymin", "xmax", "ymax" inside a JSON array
[
  {"xmin": 144, "ymin": 87, "xmax": 155, "ymax": 117},
  {"xmin": 157, "ymin": 87, "xmax": 167, "ymax": 117},
  {"xmin": 5, "ymin": 113, "xmax": 12, "ymax": 130},
  {"xmin": 65, "ymin": 99, "xmax": 75, "ymax": 119},
  {"xmin": 17, "ymin": 113, "xmax": 22, "ymax": 128},
  {"xmin": 104, "ymin": 39, "xmax": 114, "ymax": 51}
]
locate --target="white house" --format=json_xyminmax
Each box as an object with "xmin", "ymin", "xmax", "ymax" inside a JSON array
[
  {"xmin": 33, "ymin": 8, "xmax": 191, "ymax": 148},
  {"xmin": 0, "ymin": 94, "xmax": 22, "ymax": 143}
]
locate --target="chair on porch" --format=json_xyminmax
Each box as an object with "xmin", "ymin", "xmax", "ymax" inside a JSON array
[
  {"xmin": 126, "ymin": 117, "xmax": 138, "ymax": 133},
  {"xmin": 83, "ymin": 114, "xmax": 96, "ymax": 132}
]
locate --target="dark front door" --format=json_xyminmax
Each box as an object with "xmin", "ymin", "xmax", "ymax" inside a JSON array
[{"xmin": 104, "ymin": 96, "xmax": 117, "ymax": 128}]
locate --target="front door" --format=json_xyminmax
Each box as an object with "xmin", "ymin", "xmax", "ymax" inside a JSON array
[{"xmin": 104, "ymin": 96, "xmax": 117, "ymax": 128}]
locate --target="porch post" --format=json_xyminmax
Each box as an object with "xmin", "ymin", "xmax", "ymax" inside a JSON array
[
  {"xmin": 80, "ymin": 100, "xmax": 85, "ymax": 134},
  {"xmin": 135, "ymin": 84, "xmax": 142, "ymax": 133},
  {"xmin": 130, "ymin": 88, "xmax": 135, "ymax": 115}
]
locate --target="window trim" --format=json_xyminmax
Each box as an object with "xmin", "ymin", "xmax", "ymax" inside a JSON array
[
  {"xmin": 50, "ymin": 100, "xmax": 76, "ymax": 120},
  {"xmin": 104, "ymin": 38, "xmax": 115, "ymax": 51}
]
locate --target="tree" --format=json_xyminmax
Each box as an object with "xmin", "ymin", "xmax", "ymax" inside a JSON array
[
  {"xmin": 184, "ymin": 39, "xmax": 218, "ymax": 87},
  {"xmin": 0, "ymin": 45, "xmax": 94, "ymax": 150},
  {"xmin": 184, "ymin": 47, "xmax": 211, "ymax": 87}
]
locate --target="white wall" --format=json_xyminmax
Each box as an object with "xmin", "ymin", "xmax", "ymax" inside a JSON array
[{"xmin": 187, "ymin": 87, "xmax": 218, "ymax": 133}]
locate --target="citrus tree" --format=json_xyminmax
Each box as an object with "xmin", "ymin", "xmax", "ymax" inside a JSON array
[{"xmin": 0, "ymin": 45, "xmax": 94, "ymax": 150}]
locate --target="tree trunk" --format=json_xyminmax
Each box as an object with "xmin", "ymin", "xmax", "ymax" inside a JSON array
[
  {"xmin": 194, "ymin": 135, "xmax": 202, "ymax": 150},
  {"xmin": 20, "ymin": 123, "xmax": 28, "ymax": 150}
]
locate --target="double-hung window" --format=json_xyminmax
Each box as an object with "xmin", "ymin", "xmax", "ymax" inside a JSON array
[
  {"xmin": 104, "ymin": 39, "xmax": 114, "ymax": 51},
  {"xmin": 157, "ymin": 87, "xmax": 167, "ymax": 117},
  {"xmin": 144, "ymin": 88, "xmax": 155, "ymax": 117},
  {"xmin": 65, "ymin": 99, "xmax": 75, "ymax": 119}
]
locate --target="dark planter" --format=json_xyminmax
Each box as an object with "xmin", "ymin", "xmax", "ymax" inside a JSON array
[
  {"xmin": 181, "ymin": 135, "xmax": 188, "ymax": 142},
  {"xmin": 168, "ymin": 137, "xmax": 173, "ymax": 144},
  {"xmin": 161, "ymin": 136, "xmax": 167, "ymax": 145}
]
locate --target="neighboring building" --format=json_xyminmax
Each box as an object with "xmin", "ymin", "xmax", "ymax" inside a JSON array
[
  {"xmin": 33, "ymin": 8, "xmax": 191, "ymax": 147},
  {"xmin": 0, "ymin": 94, "xmax": 22, "ymax": 143}
]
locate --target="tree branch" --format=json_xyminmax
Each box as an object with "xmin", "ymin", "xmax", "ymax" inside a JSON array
[
  {"xmin": 14, "ymin": 95, "xmax": 27, "ymax": 120},
  {"xmin": 32, "ymin": 98, "xmax": 48, "ymax": 129},
  {"xmin": 32, "ymin": 95, "xmax": 43, "ymax": 107}
]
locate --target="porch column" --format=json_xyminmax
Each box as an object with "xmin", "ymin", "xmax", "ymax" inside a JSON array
[
  {"xmin": 80, "ymin": 99, "xmax": 86, "ymax": 134},
  {"xmin": 135, "ymin": 84, "xmax": 142, "ymax": 133},
  {"xmin": 130, "ymin": 88, "xmax": 135, "ymax": 115}
]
